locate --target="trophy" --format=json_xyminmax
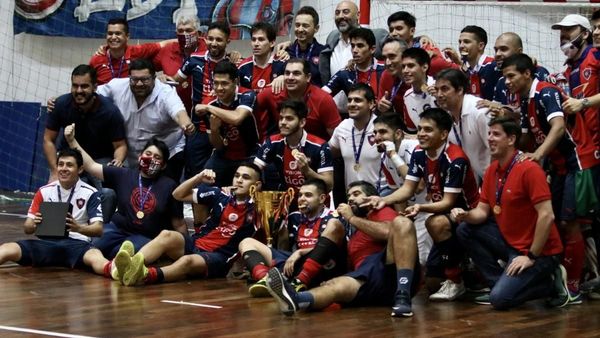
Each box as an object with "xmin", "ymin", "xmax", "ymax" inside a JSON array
[{"xmin": 249, "ymin": 185, "xmax": 295, "ymax": 247}]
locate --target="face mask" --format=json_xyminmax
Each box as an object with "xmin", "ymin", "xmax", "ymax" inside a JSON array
[
  {"xmin": 177, "ymin": 33, "xmax": 198, "ymax": 51},
  {"xmin": 139, "ymin": 155, "xmax": 162, "ymax": 176},
  {"xmin": 561, "ymin": 33, "xmax": 584, "ymax": 60}
]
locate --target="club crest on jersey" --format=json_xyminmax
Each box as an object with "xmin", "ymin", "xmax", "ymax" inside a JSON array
[
  {"xmin": 257, "ymin": 79, "xmax": 266, "ymax": 88},
  {"xmin": 312, "ymin": 56, "xmax": 319, "ymax": 65},
  {"xmin": 228, "ymin": 213, "xmax": 239, "ymax": 222},
  {"xmin": 583, "ymin": 68, "xmax": 592, "ymax": 81},
  {"xmin": 76, "ymin": 198, "xmax": 85, "ymax": 209},
  {"xmin": 289, "ymin": 160, "xmax": 298, "ymax": 170},
  {"xmin": 303, "ymin": 228, "xmax": 314, "ymax": 237}
]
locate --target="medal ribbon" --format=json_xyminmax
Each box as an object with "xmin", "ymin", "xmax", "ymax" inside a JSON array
[
  {"xmin": 352, "ymin": 121, "xmax": 369, "ymax": 167},
  {"xmin": 495, "ymin": 151, "xmax": 520, "ymax": 208},
  {"xmin": 294, "ymin": 41, "xmax": 315, "ymax": 61},
  {"xmin": 107, "ymin": 51, "xmax": 125, "ymax": 80},
  {"xmin": 57, "ymin": 185, "xmax": 76, "ymax": 205},
  {"xmin": 138, "ymin": 174, "xmax": 153, "ymax": 214}
]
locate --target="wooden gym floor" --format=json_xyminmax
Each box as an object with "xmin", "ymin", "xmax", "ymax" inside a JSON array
[{"xmin": 1, "ymin": 192, "xmax": 600, "ymax": 338}]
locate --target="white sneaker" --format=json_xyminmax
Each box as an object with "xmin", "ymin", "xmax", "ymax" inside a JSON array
[{"xmin": 429, "ymin": 280, "xmax": 466, "ymax": 301}]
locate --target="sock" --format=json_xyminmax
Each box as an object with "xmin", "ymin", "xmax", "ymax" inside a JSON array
[
  {"xmin": 562, "ymin": 231, "xmax": 585, "ymax": 292},
  {"xmin": 145, "ymin": 267, "xmax": 164, "ymax": 284},
  {"xmin": 436, "ymin": 236, "xmax": 464, "ymax": 282},
  {"xmin": 297, "ymin": 237, "xmax": 338, "ymax": 285},
  {"xmin": 243, "ymin": 250, "xmax": 270, "ymax": 280},
  {"xmin": 296, "ymin": 291, "xmax": 315, "ymax": 310},
  {"xmin": 103, "ymin": 261, "xmax": 112, "ymax": 278},
  {"xmin": 396, "ymin": 269, "xmax": 414, "ymax": 296}
]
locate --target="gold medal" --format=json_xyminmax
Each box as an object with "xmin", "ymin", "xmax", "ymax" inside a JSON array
[
  {"xmin": 353, "ymin": 163, "xmax": 361, "ymax": 172},
  {"xmin": 136, "ymin": 211, "xmax": 145, "ymax": 219},
  {"xmin": 182, "ymin": 81, "xmax": 189, "ymax": 89},
  {"xmin": 493, "ymin": 205, "xmax": 501, "ymax": 215}
]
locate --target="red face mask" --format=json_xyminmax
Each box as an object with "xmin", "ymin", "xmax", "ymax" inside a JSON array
[{"xmin": 139, "ymin": 155, "xmax": 162, "ymax": 176}]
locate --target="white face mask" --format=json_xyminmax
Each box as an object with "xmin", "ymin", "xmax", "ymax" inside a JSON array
[{"xmin": 561, "ymin": 33, "xmax": 584, "ymax": 60}]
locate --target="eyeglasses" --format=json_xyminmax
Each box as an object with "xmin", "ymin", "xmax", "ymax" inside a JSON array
[{"xmin": 130, "ymin": 76, "xmax": 154, "ymax": 84}]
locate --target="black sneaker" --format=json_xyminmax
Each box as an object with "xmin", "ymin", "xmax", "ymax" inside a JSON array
[
  {"xmin": 290, "ymin": 278, "xmax": 307, "ymax": 292},
  {"xmin": 391, "ymin": 291, "xmax": 413, "ymax": 317},
  {"xmin": 266, "ymin": 268, "xmax": 299, "ymax": 316},
  {"xmin": 547, "ymin": 264, "xmax": 569, "ymax": 308}
]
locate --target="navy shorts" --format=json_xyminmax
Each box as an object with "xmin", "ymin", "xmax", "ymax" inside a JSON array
[
  {"xmin": 204, "ymin": 151, "xmax": 246, "ymax": 188},
  {"xmin": 184, "ymin": 131, "xmax": 212, "ymax": 179},
  {"xmin": 17, "ymin": 238, "xmax": 93, "ymax": 269},
  {"xmin": 551, "ymin": 170, "xmax": 576, "ymax": 222},
  {"xmin": 346, "ymin": 250, "xmax": 421, "ymax": 307},
  {"xmin": 184, "ymin": 233, "xmax": 230, "ymax": 278},
  {"xmin": 92, "ymin": 222, "xmax": 152, "ymax": 259},
  {"xmin": 271, "ymin": 248, "xmax": 293, "ymax": 269}
]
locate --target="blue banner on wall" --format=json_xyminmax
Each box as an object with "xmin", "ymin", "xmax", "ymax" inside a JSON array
[{"xmin": 14, "ymin": 0, "xmax": 297, "ymax": 40}]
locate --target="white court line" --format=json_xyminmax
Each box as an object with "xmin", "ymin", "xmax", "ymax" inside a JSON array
[
  {"xmin": 0, "ymin": 212, "xmax": 27, "ymax": 218},
  {"xmin": 161, "ymin": 300, "xmax": 222, "ymax": 309},
  {"xmin": 0, "ymin": 325, "xmax": 96, "ymax": 338}
]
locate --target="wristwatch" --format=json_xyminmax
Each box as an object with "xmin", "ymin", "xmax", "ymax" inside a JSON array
[
  {"xmin": 526, "ymin": 251, "xmax": 538, "ymax": 261},
  {"xmin": 582, "ymin": 98, "xmax": 590, "ymax": 109}
]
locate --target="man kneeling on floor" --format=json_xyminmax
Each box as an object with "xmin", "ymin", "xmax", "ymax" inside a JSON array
[
  {"xmin": 115, "ymin": 163, "xmax": 261, "ymax": 285},
  {"xmin": 266, "ymin": 180, "xmax": 421, "ymax": 317}
]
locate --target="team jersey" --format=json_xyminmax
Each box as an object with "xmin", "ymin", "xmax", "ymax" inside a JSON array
[
  {"xmin": 406, "ymin": 142, "xmax": 480, "ymax": 210},
  {"xmin": 28, "ymin": 180, "xmax": 102, "ymax": 242},
  {"xmin": 402, "ymin": 76, "xmax": 437, "ymax": 133},
  {"xmin": 411, "ymin": 37, "xmax": 459, "ymax": 77},
  {"xmin": 519, "ymin": 79, "xmax": 580, "ymax": 172},
  {"xmin": 286, "ymin": 39, "xmax": 325, "ymax": 87},
  {"xmin": 465, "ymin": 54, "xmax": 494, "ymax": 97},
  {"xmin": 347, "ymin": 206, "xmax": 397, "ymax": 270},
  {"xmin": 103, "ymin": 166, "xmax": 183, "ymax": 239},
  {"xmin": 238, "ymin": 55, "xmax": 286, "ymax": 92},
  {"xmin": 192, "ymin": 184, "xmax": 257, "ymax": 260},
  {"xmin": 287, "ymin": 208, "xmax": 334, "ymax": 250},
  {"xmin": 323, "ymin": 59, "xmax": 385, "ymax": 98},
  {"xmin": 377, "ymin": 70, "xmax": 410, "ymax": 114},
  {"xmin": 256, "ymin": 84, "xmax": 341, "ymax": 140},
  {"xmin": 90, "ymin": 43, "xmax": 161, "ymax": 85},
  {"xmin": 481, "ymin": 153, "xmax": 563, "ymax": 256},
  {"xmin": 564, "ymin": 46, "xmax": 600, "ymax": 169},
  {"xmin": 254, "ymin": 131, "xmax": 333, "ymax": 191},
  {"xmin": 207, "ymin": 88, "xmax": 259, "ymax": 160},
  {"xmin": 380, "ymin": 139, "xmax": 428, "ymax": 204},
  {"xmin": 493, "ymin": 65, "xmax": 550, "ymax": 109}
]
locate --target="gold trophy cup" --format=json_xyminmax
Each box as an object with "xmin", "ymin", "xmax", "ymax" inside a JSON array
[{"xmin": 249, "ymin": 185, "xmax": 295, "ymax": 247}]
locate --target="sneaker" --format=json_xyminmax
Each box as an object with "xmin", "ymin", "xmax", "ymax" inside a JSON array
[
  {"xmin": 290, "ymin": 278, "xmax": 307, "ymax": 292},
  {"xmin": 266, "ymin": 268, "xmax": 299, "ymax": 316},
  {"xmin": 547, "ymin": 264, "xmax": 569, "ymax": 308},
  {"xmin": 589, "ymin": 288, "xmax": 600, "ymax": 300},
  {"xmin": 112, "ymin": 240, "xmax": 135, "ymax": 283},
  {"xmin": 391, "ymin": 291, "xmax": 413, "ymax": 317},
  {"xmin": 474, "ymin": 293, "xmax": 491, "ymax": 305},
  {"xmin": 123, "ymin": 252, "xmax": 148, "ymax": 287},
  {"xmin": 248, "ymin": 276, "xmax": 271, "ymax": 298},
  {"xmin": 580, "ymin": 277, "xmax": 600, "ymax": 292},
  {"xmin": 568, "ymin": 290, "xmax": 583, "ymax": 305},
  {"xmin": 429, "ymin": 280, "xmax": 466, "ymax": 301}
]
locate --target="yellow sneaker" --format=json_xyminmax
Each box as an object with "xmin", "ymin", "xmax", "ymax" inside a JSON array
[{"xmin": 123, "ymin": 252, "xmax": 148, "ymax": 286}]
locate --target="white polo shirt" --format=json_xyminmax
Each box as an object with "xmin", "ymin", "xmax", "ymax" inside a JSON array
[{"xmin": 98, "ymin": 78, "xmax": 186, "ymax": 166}]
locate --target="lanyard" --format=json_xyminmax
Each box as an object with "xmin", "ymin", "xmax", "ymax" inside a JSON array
[
  {"xmin": 390, "ymin": 79, "xmax": 403, "ymax": 101},
  {"xmin": 355, "ymin": 60, "xmax": 374, "ymax": 87},
  {"xmin": 352, "ymin": 119, "xmax": 370, "ymax": 166},
  {"xmin": 138, "ymin": 174, "xmax": 153, "ymax": 213},
  {"xmin": 294, "ymin": 41, "xmax": 314, "ymax": 60},
  {"xmin": 452, "ymin": 119, "xmax": 463, "ymax": 147},
  {"xmin": 376, "ymin": 153, "xmax": 387, "ymax": 193},
  {"xmin": 107, "ymin": 51, "xmax": 125, "ymax": 80},
  {"xmin": 495, "ymin": 151, "xmax": 520, "ymax": 207},
  {"xmin": 56, "ymin": 185, "xmax": 76, "ymax": 205}
]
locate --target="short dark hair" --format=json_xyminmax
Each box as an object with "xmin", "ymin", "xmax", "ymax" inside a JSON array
[
  {"xmin": 402, "ymin": 47, "xmax": 431, "ymax": 68},
  {"xmin": 348, "ymin": 83, "xmax": 375, "ymax": 102},
  {"xmin": 501, "ymin": 53, "xmax": 536, "ymax": 75},
  {"xmin": 461, "ymin": 25, "xmax": 488, "ymax": 46},
  {"xmin": 251, "ymin": 22, "xmax": 277, "ymax": 42},
  {"xmin": 349, "ymin": 27, "xmax": 376, "ymax": 48},
  {"xmin": 347, "ymin": 180, "xmax": 378, "ymax": 197},
  {"xmin": 71, "ymin": 64, "xmax": 97, "ymax": 85},
  {"xmin": 129, "ymin": 58, "xmax": 156, "ymax": 77},
  {"xmin": 296, "ymin": 6, "xmax": 320, "ymax": 26},
  {"xmin": 488, "ymin": 116, "xmax": 521, "ymax": 144},
  {"xmin": 278, "ymin": 99, "xmax": 308, "ymax": 120},
  {"xmin": 208, "ymin": 21, "xmax": 230, "ymax": 38},
  {"xmin": 57, "ymin": 148, "xmax": 83, "ymax": 168},
  {"xmin": 373, "ymin": 113, "xmax": 405, "ymax": 132},
  {"xmin": 142, "ymin": 137, "xmax": 170, "ymax": 162},
  {"xmin": 436, "ymin": 68, "xmax": 469, "ymax": 93},
  {"xmin": 213, "ymin": 60, "xmax": 239, "ymax": 80},
  {"xmin": 381, "ymin": 36, "xmax": 409, "ymax": 51},
  {"xmin": 286, "ymin": 58, "xmax": 311, "ymax": 76},
  {"xmin": 419, "ymin": 107, "xmax": 453, "ymax": 132},
  {"xmin": 593, "ymin": 9, "xmax": 600, "ymax": 22},
  {"xmin": 238, "ymin": 161, "xmax": 262, "ymax": 180},
  {"xmin": 387, "ymin": 11, "xmax": 416, "ymax": 29},
  {"xmin": 107, "ymin": 17, "xmax": 128, "ymax": 34},
  {"xmin": 303, "ymin": 178, "xmax": 328, "ymax": 195}
]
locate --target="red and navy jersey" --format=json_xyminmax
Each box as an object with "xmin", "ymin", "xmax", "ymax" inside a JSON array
[
  {"xmin": 324, "ymin": 60, "xmax": 385, "ymax": 98},
  {"xmin": 287, "ymin": 208, "xmax": 334, "ymax": 250},
  {"xmin": 90, "ymin": 43, "xmax": 161, "ymax": 85},
  {"xmin": 192, "ymin": 184, "xmax": 257, "ymax": 260},
  {"xmin": 103, "ymin": 166, "xmax": 183, "ymax": 239},
  {"xmin": 465, "ymin": 55, "xmax": 494, "ymax": 97},
  {"xmin": 493, "ymin": 65, "xmax": 550, "ymax": 108},
  {"xmin": 520, "ymin": 79, "xmax": 580, "ymax": 172},
  {"xmin": 238, "ymin": 56, "xmax": 286, "ymax": 92},
  {"xmin": 411, "ymin": 37, "xmax": 459, "ymax": 77},
  {"xmin": 285, "ymin": 39, "xmax": 325, "ymax": 87},
  {"xmin": 377, "ymin": 70, "xmax": 410, "ymax": 114},
  {"xmin": 208, "ymin": 88, "xmax": 259, "ymax": 160},
  {"xmin": 254, "ymin": 131, "xmax": 333, "ymax": 191},
  {"xmin": 406, "ymin": 143, "xmax": 480, "ymax": 210},
  {"xmin": 347, "ymin": 206, "xmax": 397, "ymax": 270},
  {"xmin": 565, "ymin": 45, "xmax": 600, "ymax": 169}
]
